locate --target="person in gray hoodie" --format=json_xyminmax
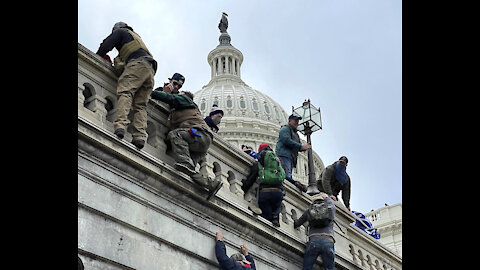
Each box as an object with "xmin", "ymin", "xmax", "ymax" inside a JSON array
[{"xmin": 294, "ymin": 193, "xmax": 336, "ymax": 270}]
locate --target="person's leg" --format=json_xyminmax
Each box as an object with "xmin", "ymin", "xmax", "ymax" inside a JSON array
[
  {"xmin": 270, "ymin": 191, "xmax": 284, "ymax": 226},
  {"xmin": 302, "ymin": 239, "xmax": 321, "ymax": 270},
  {"xmin": 258, "ymin": 192, "xmax": 273, "ymax": 221},
  {"xmin": 167, "ymin": 128, "xmax": 196, "ymax": 174},
  {"xmin": 279, "ymin": 156, "xmax": 295, "ymax": 185},
  {"xmin": 188, "ymin": 130, "xmax": 212, "ymax": 167},
  {"xmin": 131, "ymin": 61, "xmax": 155, "ymax": 142},
  {"xmin": 114, "ymin": 60, "xmax": 150, "ymax": 133},
  {"xmin": 319, "ymin": 240, "xmax": 335, "ymax": 270}
]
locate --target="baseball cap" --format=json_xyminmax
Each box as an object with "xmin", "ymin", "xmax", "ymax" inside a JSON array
[
  {"xmin": 288, "ymin": 113, "xmax": 302, "ymax": 120},
  {"xmin": 339, "ymin": 156, "xmax": 348, "ymax": 164},
  {"xmin": 311, "ymin": 193, "xmax": 327, "ymax": 202},
  {"xmin": 169, "ymin": 73, "xmax": 185, "ymax": 83}
]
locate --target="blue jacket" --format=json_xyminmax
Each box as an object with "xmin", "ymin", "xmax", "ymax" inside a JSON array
[
  {"xmin": 275, "ymin": 124, "xmax": 302, "ymax": 163},
  {"xmin": 215, "ymin": 241, "xmax": 256, "ymax": 270}
]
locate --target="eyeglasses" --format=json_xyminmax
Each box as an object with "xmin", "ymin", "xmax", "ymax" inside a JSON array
[{"xmin": 172, "ymin": 81, "xmax": 183, "ymax": 89}]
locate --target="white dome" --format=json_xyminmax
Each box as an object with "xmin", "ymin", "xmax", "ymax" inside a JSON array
[
  {"xmin": 193, "ymin": 29, "xmax": 325, "ymax": 184},
  {"xmin": 193, "ymin": 31, "xmax": 289, "ymax": 130},
  {"xmin": 194, "ymin": 81, "xmax": 289, "ymax": 127}
]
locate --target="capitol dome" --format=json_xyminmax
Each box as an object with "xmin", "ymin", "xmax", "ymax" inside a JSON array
[
  {"xmin": 194, "ymin": 80, "xmax": 290, "ymax": 129},
  {"xmin": 193, "ymin": 24, "xmax": 325, "ymax": 185}
]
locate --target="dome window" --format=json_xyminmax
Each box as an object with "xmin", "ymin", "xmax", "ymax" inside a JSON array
[
  {"xmin": 240, "ymin": 97, "xmax": 246, "ymax": 109},
  {"xmin": 227, "ymin": 98, "xmax": 233, "ymax": 108},
  {"xmin": 252, "ymin": 100, "xmax": 258, "ymax": 111},
  {"xmin": 264, "ymin": 104, "xmax": 270, "ymax": 114},
  {"xmin": 275, "ymin": 108, "xmax": 280, "ymax": 119},
  {"xmin": 213, "ymin": 97, "xmax": 219, "ymax": 106},
  {"xmin": 200, "ymin": 102, "xmax": 206, "ymax": 111}
]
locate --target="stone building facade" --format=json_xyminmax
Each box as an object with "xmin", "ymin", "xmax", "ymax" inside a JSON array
[
  {"xmin": 77, "ymin": 28, "xmax": 402, "ymax": 269},
  {"xmin": 365, "ymin": 204, "xmax": 402, "ymax": 257}
]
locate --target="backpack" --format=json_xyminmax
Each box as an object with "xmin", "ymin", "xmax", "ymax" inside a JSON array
[
  {"xmin": 257, "ymin": 150, "xmax": 285, "ymax": 185},
  {"xmin": 308, "ymin": 200, "xmax": 334, "ymax": 228}
]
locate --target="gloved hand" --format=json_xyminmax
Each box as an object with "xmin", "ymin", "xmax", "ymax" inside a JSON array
[{"xmin": 103, "ymin": 55, "xmax": 113, "ymax": 65}]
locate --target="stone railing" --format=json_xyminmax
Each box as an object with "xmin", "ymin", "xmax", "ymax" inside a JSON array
[{"xmin": 78, "ymin": 43, "xmax": 402, "ymax": 270}]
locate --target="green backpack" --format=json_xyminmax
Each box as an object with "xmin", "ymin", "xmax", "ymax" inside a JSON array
[{"xmin": 258, "ymin": 151, "xmax": 286, "ymax": 185}]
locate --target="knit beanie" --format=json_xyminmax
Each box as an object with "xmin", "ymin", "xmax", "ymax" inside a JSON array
[
  {"xmin": 209, "ymin": 105, "xmax": 224, "ymax": 117},
  {"xmin": 258, "ymin": 143, "xmax": 270, "ymax": 153}
]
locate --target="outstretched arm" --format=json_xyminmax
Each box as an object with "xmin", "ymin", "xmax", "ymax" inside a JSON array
[
  {"xmin": 294, "ymin": 208, "xmax": 309, "ymax": 229},
  {"xmin": 214, "ymin": 232, "xmax": 237, "ymax": 269}
]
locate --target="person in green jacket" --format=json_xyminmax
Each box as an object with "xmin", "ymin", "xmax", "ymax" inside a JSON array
[
  {"xmin": 275, "ymin": 113, "xmax": 311, "ymax": 193},
  {"xmin": 150, "ymin": 73, "xmax": 222, "ymax": 199}
]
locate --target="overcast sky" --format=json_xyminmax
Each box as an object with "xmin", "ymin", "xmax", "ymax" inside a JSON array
[{"xmin": 78, "ymin": 0, "xmax": 402, "ymax": 215}]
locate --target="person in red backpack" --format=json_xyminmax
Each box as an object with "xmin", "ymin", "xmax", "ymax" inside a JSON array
[{"xmin": 215, "ymin": 232, "xmax": 256, "ymax": 270}]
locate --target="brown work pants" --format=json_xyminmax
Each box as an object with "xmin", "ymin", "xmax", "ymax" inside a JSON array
[
  {"xmin": 113, "ymin": 58, "xmax": 155, "ymax": 141},
  {"xmin": 167, "ymin": 128, "xmax": 212, "ymax": 170}
]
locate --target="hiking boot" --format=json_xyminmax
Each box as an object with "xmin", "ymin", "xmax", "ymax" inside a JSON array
[
  {"xmin": 248, "ymin": 203, "xmax": 262, "ymax": 215},
  {"xmin": 131, "ymin": 139, "xmax": 145, "ymax": 149},
  {"xmin": 271, "ymin": 215, "xmax": 280, "ymax": 227},
  {"xmin": 114, "ymin": 128, "xmax": 125, "ymax": 139},
  {"xmin": 174, "ymin": 162, "xmax": 197, "ymax": 176},
  {"xmin": 191, "ymin": 172, "xmax": 209, "ymax": 186},
  {"xmin": 294, "ymin": 181, "xmax": 308, "ymax": 193}
]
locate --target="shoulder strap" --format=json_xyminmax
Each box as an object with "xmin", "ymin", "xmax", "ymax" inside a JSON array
[
  {"xmin": 119, "ymin": 29, "xmax": 152, "ymax": 61},
  {"xmin": 333, "ymin": 220, "xmax": 345, "ymax": 234}
]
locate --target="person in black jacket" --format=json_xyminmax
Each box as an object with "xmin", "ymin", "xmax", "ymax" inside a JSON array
[
  {"xmin": 215, "ymin": 231, "xmax": 256, "ymax": 270},
  {"xmin": 241, "ymin": 144, "xmax": 262, "ymax": 215},
  {"xmin": 96, "ymin": 22, "xmax": 158, "ymax": 149},
  {"xmin": 204, "ymin": 104, "xmax": 224, "ymax": 133}
]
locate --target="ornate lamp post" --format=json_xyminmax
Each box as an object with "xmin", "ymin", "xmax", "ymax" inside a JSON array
[{"xmin": 292, "ymin": 99, "xmax": 322, "ymax": 195}]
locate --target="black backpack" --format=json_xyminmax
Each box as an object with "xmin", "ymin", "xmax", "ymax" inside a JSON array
[{"xmin": 308, "ymin": 200, "xmax": 334, "ymax": 228}]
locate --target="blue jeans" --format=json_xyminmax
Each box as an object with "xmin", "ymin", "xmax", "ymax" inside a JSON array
[
  {"xmin": 302, "ymin": 237, "xmax": 335, "ymax": 270},
  {"xmin": 279, "ymin": 156, "xmax": 296, "ymax": 185},
  {"xmin": 258, "ymin": 191, "xmax": 284, "ymax": 221}
]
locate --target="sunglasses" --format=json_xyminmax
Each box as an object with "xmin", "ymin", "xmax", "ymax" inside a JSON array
[{"xmin": 172, "ymin": 81, "xmax": 183, "ymax": 89}]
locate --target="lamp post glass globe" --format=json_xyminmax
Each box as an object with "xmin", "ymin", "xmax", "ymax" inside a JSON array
[{"xmin": 293, "ymin": 99, "xmax": 322, "ymax": 196}]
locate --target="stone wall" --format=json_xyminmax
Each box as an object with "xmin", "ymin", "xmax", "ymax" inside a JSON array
[{"xmin": 78, "ymin": 43, "xmax": 402, "ymax": 270}]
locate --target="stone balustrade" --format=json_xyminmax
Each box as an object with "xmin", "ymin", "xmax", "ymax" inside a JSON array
[{"xmin": 78, "ymin": 43, "xmax": 402, "ymax": 270}]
